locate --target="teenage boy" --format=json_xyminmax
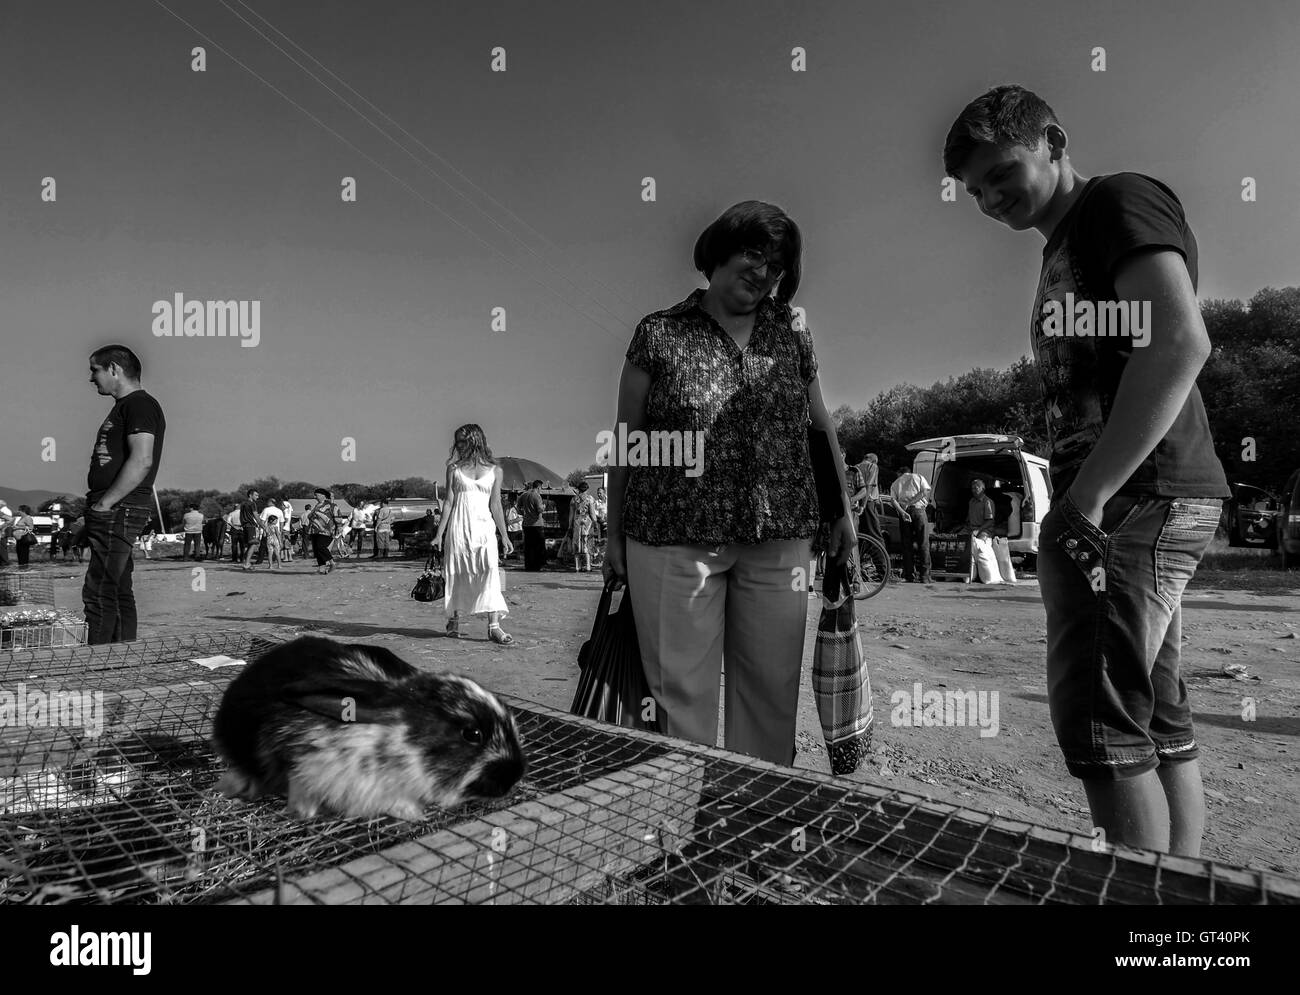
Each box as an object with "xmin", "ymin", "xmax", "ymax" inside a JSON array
[
  {"xmin": 944, "ymin": 85, "xmax": 1229, "ymax": 856},
  {"xmin": 84, "ymin": 344, "xmax": 166, "ymax": 644}
]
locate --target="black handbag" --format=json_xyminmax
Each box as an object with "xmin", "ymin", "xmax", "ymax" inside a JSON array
[
  {"xmin": 409, "ymin": 547, "xmax": 445, "ymax": 602},
  {"xmin": 571, "ymin": 581, "xmax": 659, "ymax": 732}
]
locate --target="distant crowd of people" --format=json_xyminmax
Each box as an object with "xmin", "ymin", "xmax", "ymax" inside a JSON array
[
  {"xmin": 0, "ymin": 502, "xmax": 89, "ymax": 567},
  {"xmin": 173, "ymin": 490, "xmax": 447, "ymax": 572}
]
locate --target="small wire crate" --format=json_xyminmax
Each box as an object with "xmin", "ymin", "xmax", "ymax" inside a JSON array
[{"xmin": 0, "ymin": 610, "xmax": 86, "ymax": 651}]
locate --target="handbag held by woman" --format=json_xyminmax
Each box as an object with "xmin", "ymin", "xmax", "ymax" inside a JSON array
[
  {"xmin": 409, "ymin": 547, "xmax": 445, "ymax": 602},
  {"xmin": 570, "ymin": 581, "xmax": 659, "ymax": 732}
]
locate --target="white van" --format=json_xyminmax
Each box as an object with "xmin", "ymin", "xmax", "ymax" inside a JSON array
[
  {"xmin": 901, "ymin": 434, "xmax": 1052, "ymax": 567},
  {"xmin": 29, "ymin": 515, "xmax": 58, "ymax": 545}
]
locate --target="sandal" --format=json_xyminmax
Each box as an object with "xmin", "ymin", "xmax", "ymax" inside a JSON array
[
  {"xmin": 489, "ymin": 624, "xmax": 514, "ymax": 646},
  {"xmin": 445, "ymin": 617, "xmax": 460, "ymax": 638}
]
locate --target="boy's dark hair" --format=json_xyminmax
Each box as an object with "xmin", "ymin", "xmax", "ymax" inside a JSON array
[
  {"xmin": 89, "ymin": 344, "xmax": 142, "ymax": 380},
  {"xmin": 577, "ymin": 481, "xmax": 589, "ymax": 492},
  {"xmin": 693, "ymin": 200, "xmax": 802, "ymax": 304},
  {"xmin": 943, "ymin": 84, "xmax": 1062, "ymax": 178}
]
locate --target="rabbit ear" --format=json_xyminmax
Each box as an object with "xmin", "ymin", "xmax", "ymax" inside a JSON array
[
  {"xmin": 341, "ymin": 643, "xmax": 417, "ymax": 682},
  {"xmin": 279, "ymin": 679, "xmax": 405, "ymax": 724}
]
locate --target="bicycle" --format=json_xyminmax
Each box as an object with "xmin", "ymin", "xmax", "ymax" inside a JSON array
[{"xmin": 816, "ymin": 531, "xmax": 891, "ymax": 600}]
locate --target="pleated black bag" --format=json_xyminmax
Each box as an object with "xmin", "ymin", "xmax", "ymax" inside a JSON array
[{"xmin": 570, "ymin": 581, "xmax": 660, "ymax": 732}]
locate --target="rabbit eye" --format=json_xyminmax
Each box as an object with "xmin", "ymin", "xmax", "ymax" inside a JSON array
[{"xmin": 461, "ymin": 727, "xmax": 485, "ymax": 746}]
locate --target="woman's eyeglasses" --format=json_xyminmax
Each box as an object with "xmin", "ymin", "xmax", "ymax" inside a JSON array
[{"xmin": 737, "ymin": 247, "xmax": 785, "ymax": 279}]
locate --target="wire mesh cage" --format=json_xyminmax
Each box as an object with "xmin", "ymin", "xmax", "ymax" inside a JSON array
[
  {"xmin": 2, "ymin": 632, "xmax": 1298, "ymax": 906},
  {"xmin": 0, "ymin": 571, "xmax": 56, "ymax": 608},
  {"xmin": 0, "ymin": 610, "xmax": 86, "ymax": 651}
]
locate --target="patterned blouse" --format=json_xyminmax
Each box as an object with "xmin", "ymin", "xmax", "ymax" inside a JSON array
[
  {"xmin": 306, "ymin": 501, "xmax": 338, "ymax": 535},
  {"xmin": 621, "ymin": 289, "xmax": 820, "ymax": 546}
]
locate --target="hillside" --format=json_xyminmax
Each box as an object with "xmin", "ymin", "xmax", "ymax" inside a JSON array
[{"xmin": 0, "ymin": 485, "xmax": 77, "ymax": 510}]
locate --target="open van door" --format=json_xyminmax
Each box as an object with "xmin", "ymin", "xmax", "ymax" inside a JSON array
[
  {"xmin": 903, "ymin": 434, "xmax": 1050, "ymax": 562},
  {"xmin": 1224, "ymin": 483, "xmax": 1280, "ymax": 549},
  {"xmin": 905, "ymin": 435, "xmax": 1028, "ymax": 472}
]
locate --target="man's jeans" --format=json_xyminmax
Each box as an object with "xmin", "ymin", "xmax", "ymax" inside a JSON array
[
  {"xmin": 82, "ymin": 503, "xmax": 152, "ymax": 645},
  {"xmin": 182, "ymin": 532, "xmax": 202, "ymax": 559},
  {"xmin": 1040, "ymin": 493, "xmax": 1222, "ymax": 780},
  {"xmin": 898, "ymin": 505, "xmax": 931, "ymax": 581},
  {"xmin": 523, "ymin": 526, "xmax": 546, "ymax": 571}
]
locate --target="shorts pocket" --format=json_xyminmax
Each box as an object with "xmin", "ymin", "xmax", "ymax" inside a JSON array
[
  {"xmin": 1154, "ymin": 499, "xmax": 1221, "ymax": 612},
  {"xmin": 1058, "ymin": 491, "xmax": 1108, "ymax": 543},
  {"xmin": 1053, "ymin": 493, "xmax": 1108, "ymax": 584}
]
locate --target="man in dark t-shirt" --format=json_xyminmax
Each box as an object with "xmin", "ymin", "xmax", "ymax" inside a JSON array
[
  {"xmin": 516, "ymin": 481, "xmax": 546, "ymax": 571},
  {"xmin": 238, "ymin": 489, "xmax": 265, "ymax": 570},
  {"xmin": 946, "ymin": 86, "xmax": 1229, "ymax": 858},
  {"xmin": 83, "ymin": 344, "xmax": 166, "ymax": 644}
]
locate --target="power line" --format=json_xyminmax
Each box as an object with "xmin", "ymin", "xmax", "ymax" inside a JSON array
[
  {"xmin": 150, "ymin": 0, "xmax": 634, "ymax": 345},
  {"xmin": 226, "ymin": 0, "xmax": 647, "ymax": 326}
]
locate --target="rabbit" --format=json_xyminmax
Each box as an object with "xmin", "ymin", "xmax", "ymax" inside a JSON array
[{"xmin": 212, "ymin": 635, "xmax": 526, "ymax": 821}]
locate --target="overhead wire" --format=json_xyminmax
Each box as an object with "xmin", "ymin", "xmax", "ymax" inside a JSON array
[
  {"xmin": 150, "ymin": 0, "xmax": 636, "ymax": 346},
  {"xmin": 225, "ymin": 0, "xmax": 647, "ymax": 327}
]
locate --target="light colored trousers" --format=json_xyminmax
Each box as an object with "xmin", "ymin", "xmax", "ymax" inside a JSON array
[{"xmin": 625, "ymin": 536, "xmax": 812, "ymax": 765}]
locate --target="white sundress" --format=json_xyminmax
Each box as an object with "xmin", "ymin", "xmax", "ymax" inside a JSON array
[{"xmin": 444, "ymin": 465, "xmax": 508, "ymax": 616}]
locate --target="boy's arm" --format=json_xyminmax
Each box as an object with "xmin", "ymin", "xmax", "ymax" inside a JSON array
[{"xmin": 1066, "ymin": 249, "xmax": 1212, "ymax": 526}]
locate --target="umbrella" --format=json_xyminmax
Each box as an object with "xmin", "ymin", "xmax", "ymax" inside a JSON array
[
  {"xmin": 570, "ymin": 582, "xmax": 659, "ymax": 732},
  {"xmin": 494, "ymin": 456, "xmax": 574, "ymax": 493},
  {"xmin": 813, "ymin": 559, "xmax": 873, "ymax": 776}
]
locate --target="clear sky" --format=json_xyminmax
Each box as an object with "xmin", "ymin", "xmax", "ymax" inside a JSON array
[{"xmin": 2, "ymin": 0, "xmax": 1297, "ymax": 497}]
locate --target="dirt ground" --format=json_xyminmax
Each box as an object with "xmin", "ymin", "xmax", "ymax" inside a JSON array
[{"xmin": 25, "ymin": 539, "xmax": 1300, "ymax": 878}]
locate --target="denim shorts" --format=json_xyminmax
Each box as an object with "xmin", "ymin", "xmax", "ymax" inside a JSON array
[{"xmin": 1039, "ymin": 492, "xmax": 1222, "ymax": 780}]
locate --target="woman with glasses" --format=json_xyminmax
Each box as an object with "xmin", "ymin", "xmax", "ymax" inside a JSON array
[{"xmin": 603, "ymin": 200, "xmax": 856, "ymax": 765}]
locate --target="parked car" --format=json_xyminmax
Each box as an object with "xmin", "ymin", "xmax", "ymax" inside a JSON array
[
  {"xmin": 1220, "ymin": 482, "xmax": 1281, "ymax": 549},
  {"xmin": 1277, "ymin": 468, "xmax": 1300, "ymax": 570},
  {"xmin": 879, "ymin": 434, "xmax": 1052, "ymax": 570}
]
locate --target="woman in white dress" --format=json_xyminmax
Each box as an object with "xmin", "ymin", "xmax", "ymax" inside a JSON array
[{"xmin": 431, "ymin": 424, "xmax": 515, "ymax": 645}]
